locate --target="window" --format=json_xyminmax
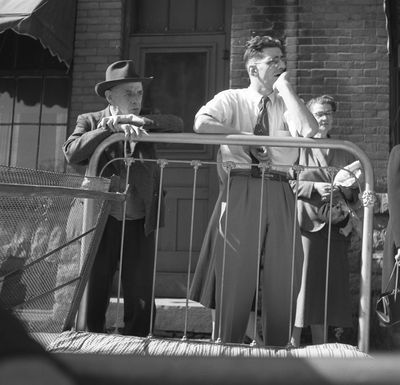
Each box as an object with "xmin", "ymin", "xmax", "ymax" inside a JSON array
[
  {"xmin": 0, "ymin": 30, "xmax": 70, "ymax": 171},
  {"xmin": 130, "ymin": 0, "xmax": 226, "ymax": 34}
]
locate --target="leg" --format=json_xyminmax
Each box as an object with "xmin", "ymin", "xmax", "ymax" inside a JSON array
[
  {"xmin": 290, "ymin": 326, "xmax": 302, "ymax": 348},
  {"xmin": 261, "ymin": 181, "xmax": 304, "ymax": 346},
  {"xmin": 86, "ymin": 217, "xmax": 120, "ymax": 332},
  {"xmin": 214, "ymin": 176, "xmax": 264, "ymax": 343},
  {"xmin": 246, "ymin": 311, "xmax": 263, "ymax": 345},
  {"xmin": 121, "ymin": 219, "xmax": 156, "ymax": 336},
  {"xmin": 211, "ymin": 309, "xmax": 216, "ymax": 340},
  {"xmin": 310, "ymin": 324, "xmax": 325, "ymax": 344}
]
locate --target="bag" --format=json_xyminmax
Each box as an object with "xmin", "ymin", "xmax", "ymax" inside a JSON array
[
  {"xmin": 376, "ymin": 262, "xmax": 400, "ymax": 327},
  {"xmin": 318, "ymin": 198, "xmax": 350, "ymax": 225}
]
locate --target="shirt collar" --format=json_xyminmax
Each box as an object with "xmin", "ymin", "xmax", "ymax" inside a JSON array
[{"xmin": 246, "ymin": 87, "xmax": 277, "ymax": 104}]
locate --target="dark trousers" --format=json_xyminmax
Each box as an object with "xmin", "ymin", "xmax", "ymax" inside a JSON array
[{"xmin": 86, "ymin": 216, "xmax": 156, "ymax": 336}]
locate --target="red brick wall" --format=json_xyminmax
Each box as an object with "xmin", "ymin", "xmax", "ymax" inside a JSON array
[
  {"xmin": 230, "ymin": 0, "xmax": 389, "ymax": 191},
  {"xmin": 68, "ymin": 0, "xmax": 125, "ymax": 133}
]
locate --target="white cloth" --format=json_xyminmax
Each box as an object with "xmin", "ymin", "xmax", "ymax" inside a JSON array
[
  {"xmin": 333, "ymin": 160, "xmax": 363, "ymax": 188},
  {"xmin": 195, "ymin": 87, "xmax": 302, "ymax": 170}
]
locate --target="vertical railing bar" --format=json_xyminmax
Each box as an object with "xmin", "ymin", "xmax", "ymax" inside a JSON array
[
  {"xmin": 182, "ymin": 160, "xmax": 201, "ymax": 340},
  {"xmin": 323, "ymin": 169, "xmax": 336, "ymax": 343},
  {"xmin": 8, "ymin": 75, "xmax": 17, "ymax": 166},
  {"xmin": 35, "ymin": 75, "xmax": 45, "ymax": 169},
  {"xmin": 148, "ymin": 159, "xmax": 167, "ymax": 338},
  {"xmin": 251, "ymin": 162, "xmax": 266, "ymax": 346},
  {"xmin": 289, "ymin": 166, "xmax": 302, "ymax": 344},
  {"xmin": 112, "ymin": 143, "xmax": 133, "ymax": 334},
  {"xmin": 216, "ymin": 162, "xmax": 234, "ymax": 343}
]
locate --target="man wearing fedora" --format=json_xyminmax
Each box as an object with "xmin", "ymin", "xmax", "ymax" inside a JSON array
[{"xmin": 63, "ymin": 60, "xmax": 181, "ymax": 336}]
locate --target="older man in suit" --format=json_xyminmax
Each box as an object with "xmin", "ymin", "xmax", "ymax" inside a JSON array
[{"xmin": 63, "ymin": 60, "xmax": 181, "ymax": 336}]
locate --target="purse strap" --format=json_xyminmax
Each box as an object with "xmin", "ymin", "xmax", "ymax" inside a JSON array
[{"xmin": 383, "ymin": 260, "xmax": 400, "ymax": 298}]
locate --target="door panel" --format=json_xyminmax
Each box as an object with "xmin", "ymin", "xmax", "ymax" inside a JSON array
[{"xmin": 130, "ymin": 34, "xmax": 227, "ymax": 297}]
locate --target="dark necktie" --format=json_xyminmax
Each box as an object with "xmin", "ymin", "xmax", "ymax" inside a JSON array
[
  {"xmin": 251, "ymin": 96, "xmax": 270, "ymax": 176},
  {"xmin": 254, "ymin": 96, "xmax": 270, "ymax": 136}
]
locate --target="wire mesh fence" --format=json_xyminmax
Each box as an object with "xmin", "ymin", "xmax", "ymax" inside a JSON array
[{"xmin": 0, "ymin": 165, "xmax": 121, "ymax": 335}]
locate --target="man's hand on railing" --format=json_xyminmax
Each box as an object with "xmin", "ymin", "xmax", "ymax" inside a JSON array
[
  {"xmin": 97, "ymin": 114, "xmax": 154, "ymax": 132},
  {"xmin": 97, "ymin": 114, "xmax": 152, "ymax": 143},
  {"xmin": 119, "ymin": 124, "xmax": 149, "ymax": 143}
]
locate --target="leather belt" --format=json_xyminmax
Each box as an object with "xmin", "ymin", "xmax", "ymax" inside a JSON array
[{"xmin": 230, "ymin": 169, "xmax": 288, "ymax": 182}]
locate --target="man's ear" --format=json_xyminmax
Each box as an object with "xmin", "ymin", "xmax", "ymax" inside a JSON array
[
  {"xmin": 104, "ymin": 90, "xmax": 112, "ymax": 104},
  {"xmin": 249, "ymin": 65, "xmax": 258, "ymax": 77}
]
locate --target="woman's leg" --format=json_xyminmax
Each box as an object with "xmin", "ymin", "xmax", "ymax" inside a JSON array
[{"xmin": 290, "ymin": 326, "xmax": 302, "ymax": 347}]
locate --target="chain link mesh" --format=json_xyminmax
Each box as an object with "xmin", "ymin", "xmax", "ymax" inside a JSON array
[{"xmin": 0, "ymin": 165, "xmax": 113, "ymax": 334}]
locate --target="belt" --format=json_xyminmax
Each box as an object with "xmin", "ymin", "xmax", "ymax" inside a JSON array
[{"xmin": 230, "ymin": 169, "xmax": 288, "ymax": 182}]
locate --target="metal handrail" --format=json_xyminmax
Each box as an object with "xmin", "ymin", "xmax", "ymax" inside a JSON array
[{"xmin": 84, "ymin": 132, "xmax": 374, "ymax": 353}]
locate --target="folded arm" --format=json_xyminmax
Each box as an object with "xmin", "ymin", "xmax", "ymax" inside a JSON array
[{"xmin": 63, "ymin": 114, "xmax": 112, "ymax": 165}]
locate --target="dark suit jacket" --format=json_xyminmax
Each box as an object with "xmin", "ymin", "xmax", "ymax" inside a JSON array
[
  {"xmin": 63, "ymin": 107, "xmax": 182, "ymax": 236},
  {"xmin": 382, "ymin": 144, "xmax": 400, "ymax": 290}
]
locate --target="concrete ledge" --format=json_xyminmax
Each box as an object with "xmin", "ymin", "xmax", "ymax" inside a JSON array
[{"xmin": 106, "ymin": 298, "xmax": 212, "ymax": 335}]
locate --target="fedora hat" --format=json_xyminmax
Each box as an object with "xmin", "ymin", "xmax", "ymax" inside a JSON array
[{"xmin": 95, "ymin": 60, "xmax": 153, "ymax": 97}]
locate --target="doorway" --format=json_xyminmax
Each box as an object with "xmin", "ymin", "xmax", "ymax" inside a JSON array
[{"xmin": 127, "ymin": 0, "xmax": 231, "ymax": 297}]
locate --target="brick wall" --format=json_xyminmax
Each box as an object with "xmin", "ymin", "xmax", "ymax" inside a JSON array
[
  {"xmin": 230, "ymin": 0, "xmax": 390, "ymax": 191},
  {"xmin": 68, "ymin": 0, "xmax": 125, "ymax": 135}
]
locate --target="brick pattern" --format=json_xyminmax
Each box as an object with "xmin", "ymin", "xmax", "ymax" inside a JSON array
[
  {"xmin": 68, "ymin": 0, "xmax": 124, "ymax": 134},
  {"xmin": 230, "ymin": 0, "xmax": 389, "ymax": 191}
]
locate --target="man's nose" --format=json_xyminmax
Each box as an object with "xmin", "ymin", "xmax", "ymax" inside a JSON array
[{"xmin": 278, "ymin": 62, "xmax": 286, "ymax": 71}]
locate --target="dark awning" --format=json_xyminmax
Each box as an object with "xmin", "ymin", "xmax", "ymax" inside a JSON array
[{"xmin": 0, "ymin": 0, "xmax": 77, "ymax": 68}]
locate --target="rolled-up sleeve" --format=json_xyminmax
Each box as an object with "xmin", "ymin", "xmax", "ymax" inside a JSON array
[{"xmin": 195, "ymin": 91, "xmax": 234, "ymax": 128}]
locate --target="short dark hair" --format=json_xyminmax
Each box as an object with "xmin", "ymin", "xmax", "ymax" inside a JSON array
[
  {"xmin": 307, "ymin": 94, "xmax": 337, "ymax": 112},
  {"xmin": 243, "ymin": 36, "xmax": 283, "ymax": 66}
]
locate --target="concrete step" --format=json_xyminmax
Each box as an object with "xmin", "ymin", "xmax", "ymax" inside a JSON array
[{"xmin": 105, "ymin": 298, "xmax": 212, "ymax": 336}]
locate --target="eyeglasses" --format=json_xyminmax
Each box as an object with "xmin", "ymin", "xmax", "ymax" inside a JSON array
[{"xmin": 313, "ymin": 111, "xmax": 334, "ymax": 118}]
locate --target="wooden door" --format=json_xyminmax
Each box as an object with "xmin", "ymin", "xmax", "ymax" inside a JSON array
[{"xmin": 129, "ymin": 34, "xmax": 229, "ymax": 297}]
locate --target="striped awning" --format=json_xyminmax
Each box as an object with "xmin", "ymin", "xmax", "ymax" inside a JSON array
[{"xmin": 0, "ymin": 0, "xmax": 77, "ymax": 68}]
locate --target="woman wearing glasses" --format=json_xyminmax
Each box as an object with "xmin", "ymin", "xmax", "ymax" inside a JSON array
[{"xmin": 290, "ymin": 95, "xmax": 360, "ymax": 346}]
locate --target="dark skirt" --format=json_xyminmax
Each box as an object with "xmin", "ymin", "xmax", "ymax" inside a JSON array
[{"xmin": 294, "ymin": 225, "xmax": 352, "ymax": 327}]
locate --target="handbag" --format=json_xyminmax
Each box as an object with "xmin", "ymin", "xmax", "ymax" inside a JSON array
[{"xmin": 376, "ymin": 261, "xmax": 400, "ymax": 327}]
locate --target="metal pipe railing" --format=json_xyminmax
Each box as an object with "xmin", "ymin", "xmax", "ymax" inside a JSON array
[{"xmin": 82, "ymin": 132, "xmax": 374, "ymax": 353}]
